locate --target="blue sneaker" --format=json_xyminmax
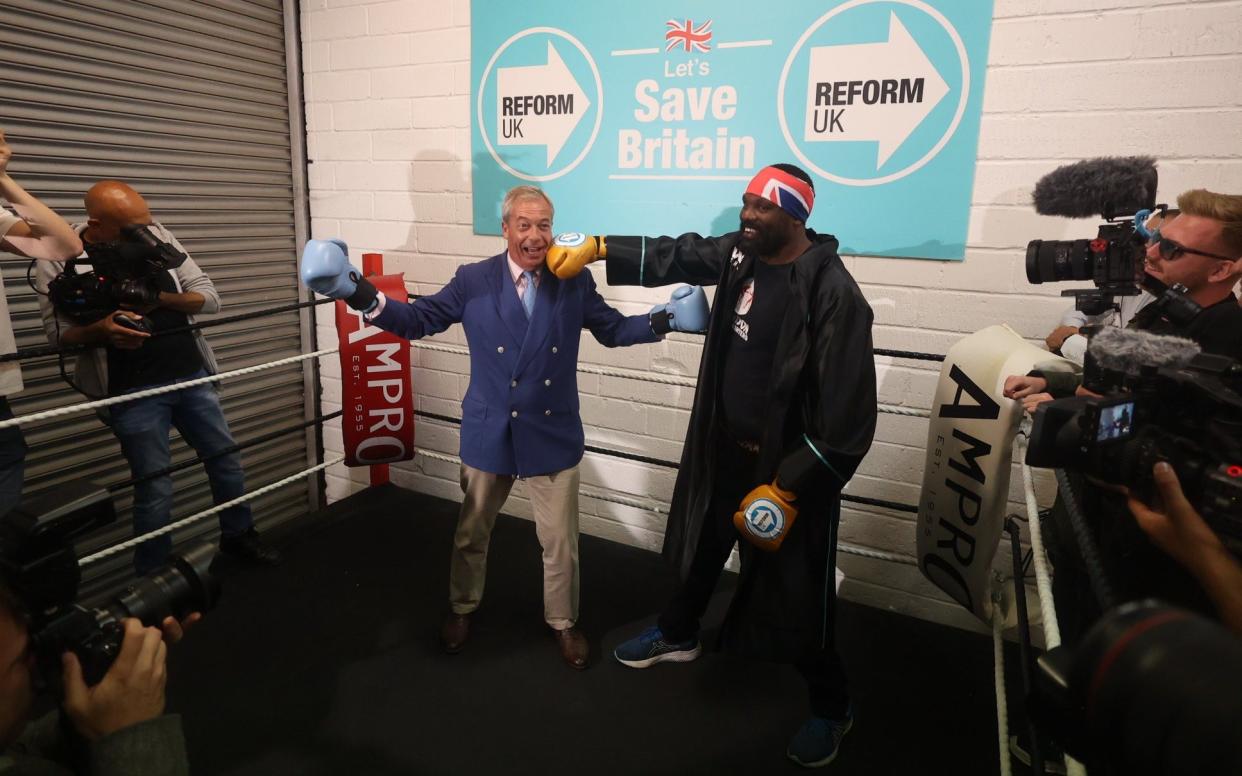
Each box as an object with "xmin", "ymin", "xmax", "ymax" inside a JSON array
[
  {"xmin": 613, "ymin": 625, "xmax": 702, "ymax": 668},
  {"xmin": 786, "ymin": 713, "xmax": 854, "ymax": 768}
]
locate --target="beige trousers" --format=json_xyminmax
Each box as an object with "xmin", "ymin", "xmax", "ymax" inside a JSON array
[{"xmin": 449, "ymin": 463, "xmax": 580, "ymax": 630}]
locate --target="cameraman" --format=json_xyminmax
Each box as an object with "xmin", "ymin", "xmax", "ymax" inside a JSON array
[
  {"xmin": 34, "ymin": 181, "xmax": 279, "ymax": 574},
  {"xmin": 1009, "ymin": 190, "xmax": 1242, "ymax": 405},
  {"xmin": 1007, "ymin": 190, "xmax": 1242, "ymax": 640},
  {"xmin": 0, "ymin": 580, "xmax": 188, "ymax": 775},
  {"xmin": 0, "ymin": 129, "xmax": 84, "ymax": 519}
]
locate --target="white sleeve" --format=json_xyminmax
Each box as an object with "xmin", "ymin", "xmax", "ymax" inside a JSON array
[
  {"xmin": 1058, "ymin": 306, "xmax": 1088, "ymax": 327},
  {"xmin": 1059, "ymin": 333, "xmax": 1089, "ymax": 365},
  {"xmin": 0, "ymin": 205, "xmax": 20, "ymax": 239}
]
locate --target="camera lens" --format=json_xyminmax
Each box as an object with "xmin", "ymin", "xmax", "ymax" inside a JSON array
[
  {"xmin": 1026, "ymin": 239, "xmax": 1093, "ymax": 284},
  {"xmin": 101, "ymin": 541, "xmax": 221, "ymax": 627}
]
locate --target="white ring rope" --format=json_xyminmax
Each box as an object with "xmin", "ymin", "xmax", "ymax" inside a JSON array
[
  {"xmin": 412, "ymin": 446, "xmax": 918, "ymax": 567},
  {"xmin": 992, "ymin": 589, "xmax": 1013, "ymax": 776},
  {"xmin": 1016, "ymin": 431, "xmax": 1086, "ymax": 776},
  {"xmin": 78, "ymin": 456, "xmax": 344, "ymax": 567},
  {"xmin": 0, "ymin": 347, "xmax": 340, "ymax": 430},
  {"xmin": 3, "ymin": 337, "xmax": 928, "ymax": 432},
  {"xmin": 7, "ymin": 330, "xmax": 927, "ymax": 567},
  {"xmin": 409, "ymin": 341, "xmax": 929, "ymax": 417},
  {"xmin": 1015, "ymin": 431, "xmax": 1062, "ymax": 649}
]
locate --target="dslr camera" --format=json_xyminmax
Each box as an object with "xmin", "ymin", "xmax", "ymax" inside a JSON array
[
  {"xmin": 46, "ymin": 223, "xmax": 187, "ymax": 328},
  {"xmin": 0, "ymin": 482, "xmax": 218, "ymax": 686}
]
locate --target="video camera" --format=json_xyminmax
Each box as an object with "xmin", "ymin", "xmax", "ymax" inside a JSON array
[
  {"xmin": 1022, "ymin": 157, "xmax": 1199, "ymax": 323},
  {"xmin": 45, "ymin": 223, "xmax": 186, "ymax": 327},
  {"xmin": 0, "ymin": 482, "xmax": 219, "ymax": 686},
  {"xmin": 1025, "ymin": 329, "xmax": 1242, "ymax": 551}
]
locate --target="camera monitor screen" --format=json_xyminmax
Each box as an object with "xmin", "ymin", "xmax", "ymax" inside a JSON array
[{"xmin": 1097, "ymin": 400, "xmax": 1135, "ymax": 442}]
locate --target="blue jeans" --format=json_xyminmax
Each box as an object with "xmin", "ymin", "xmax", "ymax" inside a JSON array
[
  {"xmin": 0, "ymin": 396, "xmax": 26, "ymax": 519},
  {"xmin": 109, "ymin": 371, "xmax": 252, "ymax": 574}
]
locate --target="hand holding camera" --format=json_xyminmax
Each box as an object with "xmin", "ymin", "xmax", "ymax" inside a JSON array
[
  {"xmin": 61, "ymin": 618, "xmax": 167, "ymax": 741},
  {"xmin": 1127, "ymin": 461, "xmax": 1225, "ymax": 569},
  {"xmin": 95, "ymin": 312, "xmax": 151, "ymax": 349}
]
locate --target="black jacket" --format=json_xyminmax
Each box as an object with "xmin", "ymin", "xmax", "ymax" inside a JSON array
[{"xmin": 606, "ymin": 230, "xmax": 877, "ymax": 659}]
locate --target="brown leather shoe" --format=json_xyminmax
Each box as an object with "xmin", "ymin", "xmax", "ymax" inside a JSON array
[
  {"xmin": 441, "ymin": 613, "xmax": 470, "ymax": 654},
  {"xmin": 553, "ymin": 626, "xmax": 589, "ymax": 670}
]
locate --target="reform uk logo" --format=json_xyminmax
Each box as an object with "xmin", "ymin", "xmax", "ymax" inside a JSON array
[
  {"xmin": 477, "ymin": 27, "xmax": 603, "ymax": 182},
  {"xmin": 777, "ymin": 0, "xmax": 970, "ymax": 186}
]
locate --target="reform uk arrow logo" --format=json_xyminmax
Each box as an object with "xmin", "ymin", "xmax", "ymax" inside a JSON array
[
  {"xmin": 777, "ymin": 0, "xmax": 971, "ymax": 187},
  {"xmin": 477, "ymin": 27, "xmax": 604, "ymax": 182},
  {"xmin": 497, "ymin": 42, "xmax": 591, "ymax": 166},
  {"xmin": 802, "ymin": 12, "xmax": 948, "ymax": 167}
]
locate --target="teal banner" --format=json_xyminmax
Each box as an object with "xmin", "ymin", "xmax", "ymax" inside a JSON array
[{"xmin": 471, "ymin": 1, "xmax": 994, "ymax": 259}]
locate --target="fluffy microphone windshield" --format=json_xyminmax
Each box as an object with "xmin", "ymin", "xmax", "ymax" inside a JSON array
[
  {"xmin": 1088, "ymin": 327, "xmax": 1201, "ymax": 378},
  {"xmin": 1033, "ymin": 157, "xmax": 1158, "ymax": 218}
]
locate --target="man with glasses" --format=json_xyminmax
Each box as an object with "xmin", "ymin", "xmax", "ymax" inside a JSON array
[
  {"xmin": 1009, "ymin": 190, "xmax": 1242, "ymax": 407},
  {"xmin": 1133, "ymin": 191, "xmax": 1242, "ymax": 354},
  {"xmin": 1005, "ymin": 189, "xmax": 1242, "ymax": 643}
]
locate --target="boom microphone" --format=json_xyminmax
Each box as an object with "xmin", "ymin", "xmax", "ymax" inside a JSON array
[
  {"xmin": 1087, "ymin": 327, "xmax": 1201, "ymax": 378},
  {"xmin": 1033, "ymin": 157, "xmax": 1158, "ymax": 219}
]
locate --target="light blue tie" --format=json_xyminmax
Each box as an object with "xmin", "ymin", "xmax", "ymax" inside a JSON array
[{"xmin": 521, "ymin": 270, "xmax": 537, "ymax": 319}]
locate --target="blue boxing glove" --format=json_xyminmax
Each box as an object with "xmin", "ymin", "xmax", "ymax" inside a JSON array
[
  {"xmin": 300, "ymin": 238, "xmax": 379, "ymax": 313},
  {"xmin": 650, "ymin": 285, "xmax": 709, "ymax": 334}
]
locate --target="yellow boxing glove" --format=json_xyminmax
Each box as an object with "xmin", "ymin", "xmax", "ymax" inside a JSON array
[
  {"xmin": 733, "ymin": 481, "xmax": 798, "ymax": 552},
  {"xmin": 546, "ymin": 232, "xmax": 605, "ymax": 279}
]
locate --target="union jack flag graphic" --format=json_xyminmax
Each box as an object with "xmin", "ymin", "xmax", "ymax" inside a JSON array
[{"xmin": 665, "ymin": 19, "xmax": 712, "ymax": 53}]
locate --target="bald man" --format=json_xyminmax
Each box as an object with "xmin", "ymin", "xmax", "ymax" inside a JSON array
[{"xmin": 35, "ymin": 181, "xmax": 280, "ymax": 573}]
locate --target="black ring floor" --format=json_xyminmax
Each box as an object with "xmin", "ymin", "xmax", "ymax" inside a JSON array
[{"xmin": 167, "ymin": 483, "xmax": 1008, "ymax": 775}]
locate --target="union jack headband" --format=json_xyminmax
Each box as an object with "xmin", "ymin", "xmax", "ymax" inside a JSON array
[{"xmin": 745, "ymin": 166, "xmax": 815, "ymax": 223}]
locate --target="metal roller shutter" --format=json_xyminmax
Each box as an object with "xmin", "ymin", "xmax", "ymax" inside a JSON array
[{"xmin": 0, "ymin": 0, "xmax": 316, "ymax": 594}]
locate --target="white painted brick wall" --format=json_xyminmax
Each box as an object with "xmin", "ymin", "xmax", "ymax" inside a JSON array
[{"xmin": 300, "ymin": 1, "xmax": 1242, "ymax": 633}]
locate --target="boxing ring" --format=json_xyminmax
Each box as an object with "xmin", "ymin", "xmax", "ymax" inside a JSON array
[{"xmin": 0, "ymin": 287, "xmax": 1067, "ymax": 775}]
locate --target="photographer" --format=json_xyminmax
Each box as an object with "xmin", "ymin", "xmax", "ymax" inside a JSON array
[
  {"xmin": 1010, "ymin": 190, "xmax": 1242, "ymax": 643},
  {"xmin": 0, "ymin": 129, "xmax": 83, "ymax": 520},
  {"xmin": 34, "ymin": 181, "xmax": 279, "ymax": 575},
  {"xmin": 0, "ymin": 579, "xmax": 188, "ymax": 775},
  {"xmin": 1008, "ymin": 190, "xmax": 1242, "ymax": 406},
  {"xmin": 1127, "ymin": 462, "xmax": 1242, "ymax": 637}
]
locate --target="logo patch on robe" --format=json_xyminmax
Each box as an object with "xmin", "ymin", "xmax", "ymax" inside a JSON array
[
  {"xmin": 735, "ymin": 278, "xmax": 754, "ymax": 315},
  {"xmin": 732, "ymin": 316, "xmax": 749, "ymax": 341}
]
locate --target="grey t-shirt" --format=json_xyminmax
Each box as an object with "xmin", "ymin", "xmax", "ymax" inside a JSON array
[{"xmin": 0, "ymin": 206, "xmax": 23, "ymax": 397}]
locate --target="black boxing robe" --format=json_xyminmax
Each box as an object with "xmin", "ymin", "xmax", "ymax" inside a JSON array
[{"xmin": 605, "ymin": 230, "xmax": 877, "ymax": 661}]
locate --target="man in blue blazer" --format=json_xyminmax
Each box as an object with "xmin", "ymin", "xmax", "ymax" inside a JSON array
[{"xmin": 301, "ymin": 185, "xmax": 709, "ymax": 669}]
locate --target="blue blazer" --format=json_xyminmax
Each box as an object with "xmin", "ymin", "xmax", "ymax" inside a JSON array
[{"xmin": 371, "ymin": 252, "xmax": 660, "ymax": 476}]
